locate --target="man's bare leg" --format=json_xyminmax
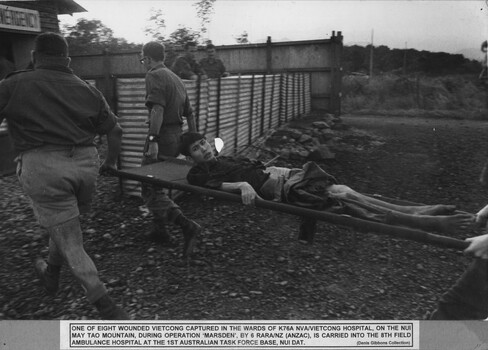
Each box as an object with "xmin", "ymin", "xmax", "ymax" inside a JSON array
[
  {"xmin": 429, "ymin": 258, "xmax": 488, "ymax": 320},
  {"xmin": 47, "ymin": 217, "xmax": 108, "ymax": 302},
  {"xmin": 385, "ymin": 211, "xmax": 475, "ymax": 234},
  {"xmin": 328, "ymin": 185, "xmax": 456, "ymax": 215},
  {"xmin": 47, "ymin": 216, "xmax": 128, "ymax": 319}
]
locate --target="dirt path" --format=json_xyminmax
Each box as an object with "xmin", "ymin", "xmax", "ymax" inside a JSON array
[
  {"xmin": 337, "ymin": 115, "xmax": 488, "ymax": 212},
  {"xmin": 2, "ymin": 113, "xmax": 488, "ymax": 320}
]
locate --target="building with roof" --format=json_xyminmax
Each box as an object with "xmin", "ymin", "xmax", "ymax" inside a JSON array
[{"xmin": 0, "ymin": 0, "xmax": 85, "ymax": 72}]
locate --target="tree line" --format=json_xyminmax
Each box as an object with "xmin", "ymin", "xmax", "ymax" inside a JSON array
[
  {"xmin": 61, "ymin": 0, "xmax": 248, "ymax": 57},
  {"xmin": 61, "ymin": 11, "xmax": 481, "ymax": 77},
  {"xmin": 343, "ymin": 45, "xmax": 481, "ymax": 76}
]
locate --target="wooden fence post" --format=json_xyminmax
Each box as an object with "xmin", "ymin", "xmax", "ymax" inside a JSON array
[
  {"xmin": 291, "ymin": 72, "xmax": 297, "ymax": 116},
  {"xmin": 330, "ymin": 31, "xmax": 343, "ymax": 115},
  {"xmin": 285, "ymin": 74, "xmax": 289, "ymax": 123},
  {"xmin": 269, "ymin": 74, "xmax": 275, "ymax": 129},
  {"xmin": 196, "ymin": 74, "xmax": 202, "ymax": 131},
  {"xmin": 234, "ymin": 74, "xmax": 242, "ymax": 154},
  {"xmin": 266, "ymin": 36, "xmax": 272, "ymax": 74},
  {"xmin": 278, "ymin": 74, "xmax": 283, "ymax": 127},
  {"xmin": 249, "ymin": 75, "xmax": 255, "ymax": 145},
  {"xmin": 102, "ymin": 49, "xmax": 115, "ymax": 110},
  {"xmin": 216, "ymin": 76, "xmax": 222, "ymax": 137},
  {"xmin": 260, "ymin": 74, "xmax": 266, "ymax": 136}
]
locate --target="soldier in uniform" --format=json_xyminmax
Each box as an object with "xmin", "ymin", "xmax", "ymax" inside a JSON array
[{"xmin": 0, "ymin": 32, "xmax": 128, "ymax": 319}]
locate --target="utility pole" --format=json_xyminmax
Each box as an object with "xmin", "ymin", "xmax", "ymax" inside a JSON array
[
  {"xmin": 403, "ymin": 41, "xmax": 407, "ymax": 75},
  {"xmin": 369, "ymin": 29, "xmax": 374, "ymax": 78}
]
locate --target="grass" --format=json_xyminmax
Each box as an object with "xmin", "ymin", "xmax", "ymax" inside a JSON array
[{"xmin": 342, "ymin": 73, "xmax": 488, "ymax": 119}]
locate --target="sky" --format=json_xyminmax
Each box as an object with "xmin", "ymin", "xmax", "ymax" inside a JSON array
[{"xmin": 59, "ymin": 0, "xmax": 488, "ymax": 60}]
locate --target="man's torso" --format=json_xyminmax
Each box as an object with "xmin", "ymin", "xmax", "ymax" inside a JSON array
[
  {"xmin": 145, "ymin": 65, "xmax": 190, "ymax": 128},
  {"xmin": 0, "ymin": 66, "xmax": 116, "ymax": 153},
  {"xmin": 171, "ymin": 55, "xmax": 201, "ymax": 79},
  {"xmin": 199, "ymin": 58, "xmax": 224, "ymax": 79}
]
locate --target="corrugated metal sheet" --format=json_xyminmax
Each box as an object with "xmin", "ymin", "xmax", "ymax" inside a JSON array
[
  {"xmin": 116, "ymin": 78, "xmax": 147, "ymax": 197},
  {"xmin": 116, "ymin": 73, "xmax": 312, "ymax": 197}
]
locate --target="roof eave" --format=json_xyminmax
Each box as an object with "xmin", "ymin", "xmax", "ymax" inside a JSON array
[{"xmin": 55, "ymin": 0, "xmax": 87, "ymax": 15}]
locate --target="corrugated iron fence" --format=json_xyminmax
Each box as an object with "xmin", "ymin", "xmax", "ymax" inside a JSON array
[{"xmin": 117, "ymin": 73, "xmax": 310, "ymax": 196}]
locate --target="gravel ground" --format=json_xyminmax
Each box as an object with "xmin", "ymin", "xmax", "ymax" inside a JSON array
[{"xmin": 1, "ymin": 112, "xmax": 488, "ymax": 320}]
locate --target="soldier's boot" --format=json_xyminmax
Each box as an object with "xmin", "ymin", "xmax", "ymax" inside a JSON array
[
  {"xmin": 34, "ymin": 258, "xmax": 61, "ymax": 296},
  {"xmin": 93, "ymin": 294, "xmax": 130, "ymax": 320},
  {"xmin": 147, "ymin": 218, "xmax": 172, "ymax": 245},
  {"xmin": 174, "ymin": 212, "xmax": 201, "ymax": 258},
  {"xmin": 298, "ymin": 218, "xmax": 317, "ymax": 244}
]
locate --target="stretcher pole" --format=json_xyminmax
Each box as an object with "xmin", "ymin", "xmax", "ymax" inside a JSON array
[{"xmin": 110, "ymin": 168, "xmax": 470, "ymax": 251}]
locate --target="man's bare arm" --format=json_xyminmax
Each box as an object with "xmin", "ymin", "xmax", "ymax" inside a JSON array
[
  {"xmin": 186, "ymin": 113, "xmax": 197, "ymax": 133},
  {"xmin": 100, "ymin": 123, "xmax": 123, "ymax": 173},
  {"xmin": 105, "ymin": 123, "xmax": 123, "ymax": 165},
  {"xmin": 146, "ymin": 104, "xmax": 164, "ymax": 159},
  {"xmin": 148, "ymin": 104, "xmax": 164, "ymax": 135},
  {"xmin": 465, "ymin": 233, "xmax": 488, "ymax": 259},
  {"xmin": 220, "ymin": 182, "xmax": 261, "ymax": 205},
  {"xmin": 476, "ymin": 204, "xmax": 488, "ymax": 227}
]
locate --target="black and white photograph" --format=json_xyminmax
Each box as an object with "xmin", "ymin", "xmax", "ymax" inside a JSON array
[{"xmin": 1, "ymin": 0, "xmax": 488, "ymax": 349}]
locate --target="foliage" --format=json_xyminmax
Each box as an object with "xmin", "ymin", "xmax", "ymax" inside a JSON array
[
  {"xmin": 193, "ymin": 0, "xmax": 216, "ymax": 35},
  {"xmin": 144, "ymin": 8, "xmax": 166, "ymax": 43},
  {"xmin": 143, "ymin": 5, "xmax": 204, "ymax": 67},
  {"xmin": 167, "ymin": 27, "xmax": 201, "ymax": 47},
  {"xmin": 144, "ymin": 8, "xmax": 202, "ymax": 62},
  {"xmin": 61, "ymin": 18, "xmax": 138, "ymax": 54},
  {"xmin": 342, "ymin": 44, "xmax": 482, "ymax": 76},
  {"xmin": 145, "ymin": 2, "xmax": 212, "ymax": 46},
  {"xmin": 61, "ymin": 19, "xmax": 139, "ymax": 55},
  {"xmin": 342, "ymin": 73, "xmax": 488, "ymax": 117}
]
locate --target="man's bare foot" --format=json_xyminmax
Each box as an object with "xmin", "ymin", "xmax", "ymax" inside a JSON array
[
  {"xmin": 413, "ymin": 204, "xmax": 457, "ymax": 216},
  {"xmin": 436, "ymin": 213, "xmax": 476, "ymax": 234}
]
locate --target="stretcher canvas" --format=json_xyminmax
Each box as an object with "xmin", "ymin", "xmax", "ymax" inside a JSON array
[{"xmin": 113, "ymin": 158, "xmax": 469, "ymax": 251}]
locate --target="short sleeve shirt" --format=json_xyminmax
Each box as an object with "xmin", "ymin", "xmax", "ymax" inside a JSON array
[
  {"xmin": 145, "ymin": 63, "xmax": 192, "ymax": 126},
  {"xmin": 170, "ymin": 55, "xmax": 204, "ymax": 80},
  {"xmin": 199, "ymin": 58, "xmax": 226, "ymax": 79}
]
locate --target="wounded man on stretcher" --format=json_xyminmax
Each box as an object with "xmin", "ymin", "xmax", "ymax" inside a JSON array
[{"xmin": 179, "ymin": 132, "xmax": 475, "ymax": 242}]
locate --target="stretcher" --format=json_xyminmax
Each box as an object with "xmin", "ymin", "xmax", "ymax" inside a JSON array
[{"xmin": 111, "ymin": 158, "xmax": 470, "ymax": 251}]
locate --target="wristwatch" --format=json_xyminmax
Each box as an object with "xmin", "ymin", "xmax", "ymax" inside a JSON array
[{"xmin": 147, "ymin": 134, "xmax": 159, "ymax": 142}]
